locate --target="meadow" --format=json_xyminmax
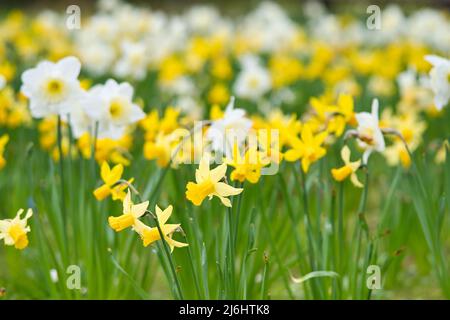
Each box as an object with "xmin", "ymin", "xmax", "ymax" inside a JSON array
[{"xmin": 0, "ymin": 1, "xmax": 449, "ymax": 300}]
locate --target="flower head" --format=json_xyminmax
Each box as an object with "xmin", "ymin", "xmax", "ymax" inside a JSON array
[
  {"xmin": 133, "ymin": 205, "xmax": 188, "ymax": 252},
  {"xmin": 108, "ymin": 190, "xmax": 149, "ymax": 232},
  {"xmin": 284, "ymin": 124, "xmax": 328, "ymax": 173},
  {"xmin": 425, "ymin": 55, "xmax": 450, "ymax": 111},
  {"xmin": 206, "ymin": 97, "xmax": 253, "ymax": 158},
  {"xmin": 93, "ymin": 162, "xmax": 133, "ymax": 201},
  {"xmin": 233, "ymin": 55, "xmax": 271, "ymax": 102},
  {"xmin": 354, "ymin": 99, "xmax": 385, "ymax": 164},
  {"xmin": 225, "ymin": 145, "xmax": 270, "ymax": 184},
  {"xmin": 84, "ymin": 79, "xmax": 145, "ymax": 139},
  {"xmin": 331, "ymin": 145, "xmax": 363, "ymax": 187},
  {"xmin": 186, "ymin": 153, "xmax": 243, "ymax": 207},
  {"xmin": 21, "ymin": 56, "xmax": 82, "ymax": 118},
  {"xmin": 0, "ymin": 209, "xmax": 33, "ymax": 250}
]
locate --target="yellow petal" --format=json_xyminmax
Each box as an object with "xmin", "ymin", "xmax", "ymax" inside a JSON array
[
  {"xmin": 350, "ymin": 173, "xmax": 364, "ymax": 188},
  {"xmin": 132, "ymin": 201, "xmax": 149, "ymax": 218},
  {"xmin": 157, "ymin": 205, "xmax": 173, "ymax": 225},
  {"xmin": 100, "ymin": 162, "xmax": 111, "ymax": 183},
  {"xmin": 198, "ymin": 154, "xmax": 210, "ymax": 179},
  {"xmin": 215, "ymin": 182, "xmax": 243, "ymax": 197},
  {"xmin": 341, "ymin": 145, "xmax": 351, "ymax": 164},
  {"xmin": 93, "ymin": 184, "xmax": 111, "ymax": 201},
  {"xmin": 218, "ymin": 196, "xmax": 232, "ymax": 207},
  {"xmin": 122, "ymin": 190, "xmax": 132, "ymax": 214},
  {"xmin": 106, "ymin": 164, "xmax": 124, "ymax": 185},
  {"xmin": 284, "ymin": 149, "xmax": 302, "ymax": 162},
  {"xmin": 210, "ymin": 163, "xmax": 227, "ymax": 183}
]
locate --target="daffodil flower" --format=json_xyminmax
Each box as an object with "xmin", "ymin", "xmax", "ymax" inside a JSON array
[
  {"xmin": 93, "ymin": 162, "xmax": 133, "ymax": 201},
  {"xmin": 284, "ymin": 124, "xmax": 328, "ymax": 173},
  {"xmin": 20, "ymin": 56, "xmax": 83, "ymax": 118},
  {"xmin": 133, "ymin": 205, "xmax": 188, "ymax": 252},
  {"xmin": 352, "ymin": 99, "xmax": 386, "ymax": 164},
  {"xmin": 425, "ymin": 55, "xmax": 450, "ymax": 111},
  {"xmin": 0, "ymin": 209, "xmax": 33, "ymax": 250},
  {"xmin": 225, "ymin": 145, "xmax": 270, "ymax": 184},
  {"xmin": 331, "ymin": 145, "xmax": 363, "ymax": 188},
  {"xmin": 186, "ymin": 153, "xmax": 243, "ymax": 207},
  {"xmin": 108, "ymin": 190, "xmax": 149, "ymax": 232}
]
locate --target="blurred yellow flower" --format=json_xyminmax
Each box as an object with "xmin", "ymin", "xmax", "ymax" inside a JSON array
[
  {"xmin": 0, "ymin": 134, "xmax": 9, "ymax": 170},
  {"xmin": 225, "ymin": 145, "xmax": 270, "ymax": 184},
  {"xmin": 284, "ymin": 124, "xmax": 328, "ymax": 173}
]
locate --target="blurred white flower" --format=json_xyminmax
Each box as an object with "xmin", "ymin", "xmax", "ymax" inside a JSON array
[
  {"xmin": 84, "ymin": 79, "xmax": 145, "ymax": 139},
  {"xmin": 233, "ymin": 55, "xmax": 271, "ymax": 102},
  {"xmin": 185, "ymin": 5, "xmax": 220, "ymax": 34},
  {"xmin": 407, "ymin": 10, "xmax": 450, "ymax": 52},
  {"xmin": 21, "ymin": 56, "xmax": 83, "ymax": 118},
  {"xmin": 354, "ymin": 99, "xmax": 385, "ymax": 164},
  {"xmin": 206, "ymin": 97, "xmax": 252, "ymax": 158},
  {"xmin": 114, "ymin": 41, "xmax": 149, "ymax": 80},
  {"xmin": 0, "ymin": 75, "xmax": 5, "ymax": 90},
  {"xmin": 425, "ymin": 55, "xmax": 450, "ymax": 111},
  {"xmin": 49, "ymin": 269, "xmax": 59, "ymax": 283},
  {"xmin": 78, "ymin": 41, "xmax": 116, "ymax": 76},
  {"xmin": 67, "ymin": 94, "xmax": 95, "ymax": 139}
]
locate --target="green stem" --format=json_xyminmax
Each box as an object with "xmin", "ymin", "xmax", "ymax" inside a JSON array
[
  {"xmin": 227, "ymin": 206, "xmax": 236, "ymax": 299},
  {"xmin": 56, "ymin": 115, "xmax": 68, "ymax": 253},
  {"xmin": 152, "ymin": 213, "xmax": 184, "ymax": 300}
]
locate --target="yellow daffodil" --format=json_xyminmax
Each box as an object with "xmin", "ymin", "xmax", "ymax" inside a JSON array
[
  {"xmin": 144, "ymin": 129, "xmax": 189, "ymax": 168},
  {"xmin": 284, "ymin": 124, "xmax": 328, "ymax": 173},
  {"xmin": 186, "ymin": 153, "xmax": 243, "ymax": 207},
  {"xmin": 310, "ymin": 93, "xmax": 354, "ymax": 137},
  {"xmin": 133, "ymin": 205, "xmax": 188, "ymax": 252},
  {"xmin": 331, "ymin": 145, "xmax": 363, "ymax": 187},
  {"xmin": 208, "ymin": 83, "xmax": 230, "ymax": 106},
  {"xmin": 93, "ymin": 162, "xmax": 133, "ymax": 201},
  {"xmin": 381, "ymin": 109, "xmax": 426, "ymax": 169},
  {"xmin": 144, "ymin": 133, "xmax": 173, "ymax": 167},
  {"xmin": 108, "ymin": 190, "xmax": 149, "ymax": 232},
  {"xmin": 0, "ymin": 134, "xmax": 9, "ymax": 170},
  {"xmin": 225, "ymin": 146, "xmax": 270, "ymax": 184},
  {"xmin": 0, "ymin": 208, "xmax": 33, "ymax": 250}
]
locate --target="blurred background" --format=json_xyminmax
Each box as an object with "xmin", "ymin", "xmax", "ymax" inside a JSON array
[{"xmin": 1, "ymin": 0, "xmax": 449, "ymax": 13}]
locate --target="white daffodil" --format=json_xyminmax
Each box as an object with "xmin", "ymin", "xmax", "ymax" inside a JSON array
[
  {"xmin": 84, "ymin": 79, "xmax": 145, "ymax": 139},
  {"xmin": 206, "ymin": 97, "xmax": 253, "ymax": 158},
  {"xmin": 114, "ymin": 41, "xmax": 149, "ymax": 81},
  {"xmin": 78, "ymin": 41, "xmax": 116, "ymax": 76},
  {"xmin": 20, "ymin": 56, "xmax": 83, "ymax": 118},
  {"xmin": 425, "ymin": 55, "xmax": 450, "ymax": 111},
  {"xmin": 233, "ymin": 55, "xmax": 271, "ymax": 102},
  {"xmin": 0, "ymin": 75, "xmax": 5, "ymax": 90},
  {"xmin": 68, "ymin": 95, "xmax": 95, "ymax": 139},
  {"xmin": 354, "ymin": 99, "xmax": 385, "ymax": 164}
]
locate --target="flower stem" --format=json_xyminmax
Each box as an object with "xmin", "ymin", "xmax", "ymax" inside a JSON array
[
  {"xmin": 152, "ymin": 213, "xmax": 184, "ymax": 300},
  {"xmin": 56, "ymin": 115, "xmax": 68, "ymax": 247}
]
